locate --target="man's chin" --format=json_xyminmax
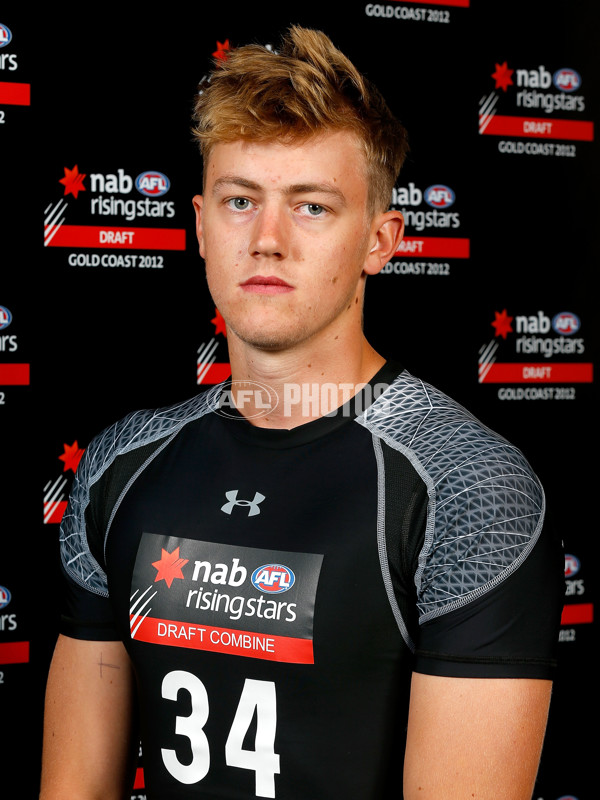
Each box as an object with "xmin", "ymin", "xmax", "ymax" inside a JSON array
[
  {"xmin": 236, "ymin": 333, "xmax": 300, "ymax": 352},
  {"xmin": 228, "ymin": 320, "xmax": 312, "ymax": 353}
]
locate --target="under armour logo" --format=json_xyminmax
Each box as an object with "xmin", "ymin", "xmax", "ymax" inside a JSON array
[{"xmin": 221, "ymin": 490, "xmax": 265, "ymax": 517}]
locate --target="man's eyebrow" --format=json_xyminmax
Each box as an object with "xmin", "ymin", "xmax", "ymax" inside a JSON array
[
  {"xmin": 286, "ymin": 183, "xmax": 347, "ymax": 206},
  {"xmin": 211, "ymin": 175, "xmax": 262, "ymax": 194},
  {"xmin": 211, "ymin": 175, "xmax": 347, "ymax": 205}
]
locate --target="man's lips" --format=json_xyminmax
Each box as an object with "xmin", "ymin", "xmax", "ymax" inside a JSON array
[{"xmin": 240, "ymin": 275, "xmax": 294, "ymax": 294}]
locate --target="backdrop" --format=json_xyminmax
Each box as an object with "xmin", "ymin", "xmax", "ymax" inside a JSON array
[{"xmin": 0, "ymin": 3, "xmax": 596, "ymax": 798}]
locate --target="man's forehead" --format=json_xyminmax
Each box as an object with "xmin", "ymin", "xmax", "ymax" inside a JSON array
[{"xmin": 204, "ymin": 131, "xmax": 368, "ymax": 194}]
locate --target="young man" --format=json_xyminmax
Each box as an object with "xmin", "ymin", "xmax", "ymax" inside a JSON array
[{"xmin": 40, "ymin": 27, "xmax": 563, "ymax": 799}]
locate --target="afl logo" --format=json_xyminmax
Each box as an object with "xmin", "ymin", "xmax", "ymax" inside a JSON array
[
  {"xmin": 0, "ymin": 305, "xmax": 12, "ymax": 330},
  {"xmin": 0, "ymin": 586, "xmax": 11, "ymax": 609},
  {"xmin": 251, "ymin": 564, "xmax": 295, "ymax": 594},
  {"xmin": 0, "ymin": 24, "xmax": 12, "ymax": 47},
  {"xmin": 424, "ymin": 184, "xmax": 455, "ymax": 209},
  {"xmin": 552, "ymin": 311, "xmax": 580, "ymax": 335},
  {"xmin": 135, "ymin": 171, "xmax": 170, "ymax": 197},
  {"xmin": 553, "ymin": 68, "xmax": 581, "ymax": 92},
  {"xmin": 564, "ymin": 554, "xmax": 580, "ymax": 578}
]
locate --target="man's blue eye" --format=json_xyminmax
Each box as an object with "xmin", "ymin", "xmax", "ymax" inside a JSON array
[
  {"xmin": 306, "ymin": 204, "xmax": 324, "ymax": 215},
  {"xmin": 231, "ymin": 198, "xmax": 251, "ymax": 210}
]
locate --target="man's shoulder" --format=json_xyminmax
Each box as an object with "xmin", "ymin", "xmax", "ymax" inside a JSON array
[
  {"xmin": 80, "ymin": 385, "xmax": 222, "ymax": 484},
  {"xmin": 59, "ymin": 386, "xmax": 222, "ymax": 597},
  {"xmin": 360, "ymin": 370, "xmax": 546, "ymax": 623},
  {"xmin": 359, "ymin": 368, "xmax": 542, "ymax": 504},
  {"xmin": 360, "ymin": 369, "xmax": 523, "ymax": 465}
]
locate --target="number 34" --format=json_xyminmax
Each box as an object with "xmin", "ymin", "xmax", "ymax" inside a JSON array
[{"xmin": 161, "ymin": 671, "xmax": 280, "ymax": 798}]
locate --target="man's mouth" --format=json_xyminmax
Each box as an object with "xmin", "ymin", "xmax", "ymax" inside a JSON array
[{"xmin": 240, "ymin": 275, "xmax": 294, "ymax": 294}]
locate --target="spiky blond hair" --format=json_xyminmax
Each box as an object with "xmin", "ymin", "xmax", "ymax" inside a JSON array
[{"xmin": 192, "ymin": 26, "xmax": 409, "ymax": 213}]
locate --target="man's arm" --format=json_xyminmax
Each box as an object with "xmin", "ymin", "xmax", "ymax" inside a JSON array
[
  {"xmin": 403, "ymin": 672, "xmax": 552, "ymax": 800},
  {"xmin": 40, "ymin": 634, "xmax": 138, "ymax": 800}
]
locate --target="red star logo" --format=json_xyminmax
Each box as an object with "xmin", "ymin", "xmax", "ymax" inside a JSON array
[
  {"xmin": 491, "ymin": 309, "xmax": 514, "ymax": 339},
  {"xmin": 152, "ymin": 547, "xmax": 189, "ymax": 588},
  {"xmin": 59, "ymin": 441, "xmax": 85, "ymax": 473},
  {"xmin": 213, "ymin": 39, "xmax": 232, "ymax": 62},
  {"xmin": 59, "ymin": 165, "xmax": 87, "ymax": 198},
  {"xmin": 211, "ymin": 308, "xmax": 227, "ymax": 337},
  {"xmin": 491, "ymin": 62, "xmax": 514, "ymax": 92}
]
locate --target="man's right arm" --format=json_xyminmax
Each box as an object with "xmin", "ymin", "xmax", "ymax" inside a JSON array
[{"xmin": 40, "ymin": 634, "xmax": 138, "ymax": 800}]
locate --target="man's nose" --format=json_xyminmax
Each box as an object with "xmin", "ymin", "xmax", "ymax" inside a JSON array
[{"xmin": 248, "ymin": 204, "xmax": 288, "ymax": 259}]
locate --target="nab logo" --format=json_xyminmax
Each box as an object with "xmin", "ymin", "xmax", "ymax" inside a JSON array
[
  {"xmin": 135, "ymin": 171, "xmax": 170, "ymax": 197},
  {"xmin": 552, "ymin": 311, "xmax": 580, "ymax": 335},
  {"xmin": 424, "ymin": 184, "xmax": 455, "ymax": 209},
  {"xmin": 251, "ymin": 564, "xmax": 295, "ymax": 594},
  {"xmin": 221, "ymin": 490, "xmax": 265, "ymax": 517},
  {"xmin": 553, "ymin": 68, "xmax": 581, "ymax": 92}
]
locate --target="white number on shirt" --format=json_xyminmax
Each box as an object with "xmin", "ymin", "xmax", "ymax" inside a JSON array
[
  {"xmin": 161, "ymin": 670, "xmax": 210, "ymax": 784},
  {"xmin": 161, "ymin": 671, "xmax": 280, "ymax": 797},
  {"xmin": 226, "ymin": 679, "xmax": 280, "ymax": 797}
]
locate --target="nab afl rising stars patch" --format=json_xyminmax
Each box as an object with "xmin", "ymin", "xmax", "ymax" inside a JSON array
[{"xmin": 130, "ymin": 533, "xmax": 323, "ymax": 664}]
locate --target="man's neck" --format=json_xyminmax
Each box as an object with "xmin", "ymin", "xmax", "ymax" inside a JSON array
[{"xmin": 226, "ymin": 331, "xmax": 385, "ymax": 429}]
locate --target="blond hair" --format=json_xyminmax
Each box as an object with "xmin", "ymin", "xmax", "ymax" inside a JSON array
[{"xmin": 192, "ymin": 26, "xmax": 409, "ymax": 213}]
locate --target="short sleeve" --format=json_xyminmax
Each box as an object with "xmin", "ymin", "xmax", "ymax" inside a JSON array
[{"xmin": 413, "ymin": 515, "xmax": 564, "ymax": 678}]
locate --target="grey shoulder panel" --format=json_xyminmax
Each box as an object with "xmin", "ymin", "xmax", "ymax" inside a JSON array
[
  {"xmin": 357, "ymin": 371, "xmax": 545, "ymax": 623},
  {"xmin": 59, "ymin": 386, "xmax": 222, "ymax": 597}
]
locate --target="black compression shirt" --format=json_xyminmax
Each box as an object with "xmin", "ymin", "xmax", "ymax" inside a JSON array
[{"xmin": 58, "ymin": 362, "xmax": 563, "ymax": 798}]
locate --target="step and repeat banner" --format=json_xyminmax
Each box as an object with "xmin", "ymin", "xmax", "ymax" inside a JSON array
[{"xmin": 1, "ymin": 3, "xmax": 596, "ymax": 798}]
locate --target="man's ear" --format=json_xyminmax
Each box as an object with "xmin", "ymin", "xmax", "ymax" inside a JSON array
[
  {"xmin": 363, "ymin": 210, "xmax": 404, "ymax": 276},
  {"xmin": 192, "ymin": 194, "xmax": 206, "ymax": 259}
]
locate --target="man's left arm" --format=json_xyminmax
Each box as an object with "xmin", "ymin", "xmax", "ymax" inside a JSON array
[{"xmin": 403, "ymin": 672, "xmax": 552, "ymax": 800}]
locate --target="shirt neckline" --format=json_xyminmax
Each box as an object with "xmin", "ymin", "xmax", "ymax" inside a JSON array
[{"xmin": 214, "ymin": 360, "xmax": 404, "ymax": 449}]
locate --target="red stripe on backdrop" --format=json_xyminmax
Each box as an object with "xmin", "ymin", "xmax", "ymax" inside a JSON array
[
  {"xmin": 198, "ymin": 363, "xmax": 232, "ymax": 384},
  {"xmin": 0, "ymin": 642, "xmax": 30, "ymax": 664},
  {"xmin": 44, "ymin": 225, "xmax": 186, "ymax": 250},
  {"xmin": 0, "ymin": 81, "xmax": 31, "ymax": 105},
  {"xmin": 480, "ymin": 115, "xmax": 594, "ymax": 141},
  {"xmin": 44, "ymin": 500, "xmax": 68, "ymax": 524},
  {"xmin": 561, "ymin": 604, "xmax": 593, "ymax": 625},
  {"xmin": 396, "ymin": 237, "xmax": 470, "ymax": 259},
  {"xmin": 0, "ymin": 363, "xmax": 30, "ymax": 385},
  {"xmin": 133, "ymin": 768, "xmax": 145, "ymax": 790},
  {"xmin": 479, "ymin": 363, "xmax": 593, "ymax": 384}
]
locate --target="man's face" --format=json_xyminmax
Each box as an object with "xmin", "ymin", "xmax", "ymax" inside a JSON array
[{"xmin": 193, "ymin": 130, "xmax": 391, "ymax": 352}]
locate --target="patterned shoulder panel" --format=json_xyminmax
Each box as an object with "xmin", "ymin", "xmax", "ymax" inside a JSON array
[
  {"xmin": 59, "ymin": 385, "xmax": 222, "ymax": 598},
  {"xmin": 357, "ymin": 371, "xmax": 545, "ymax": 623}
]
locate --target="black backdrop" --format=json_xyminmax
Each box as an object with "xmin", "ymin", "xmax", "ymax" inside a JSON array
[{"xmin": 1, "ymin": 3, "xmax": 596, "ymax": 798}]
